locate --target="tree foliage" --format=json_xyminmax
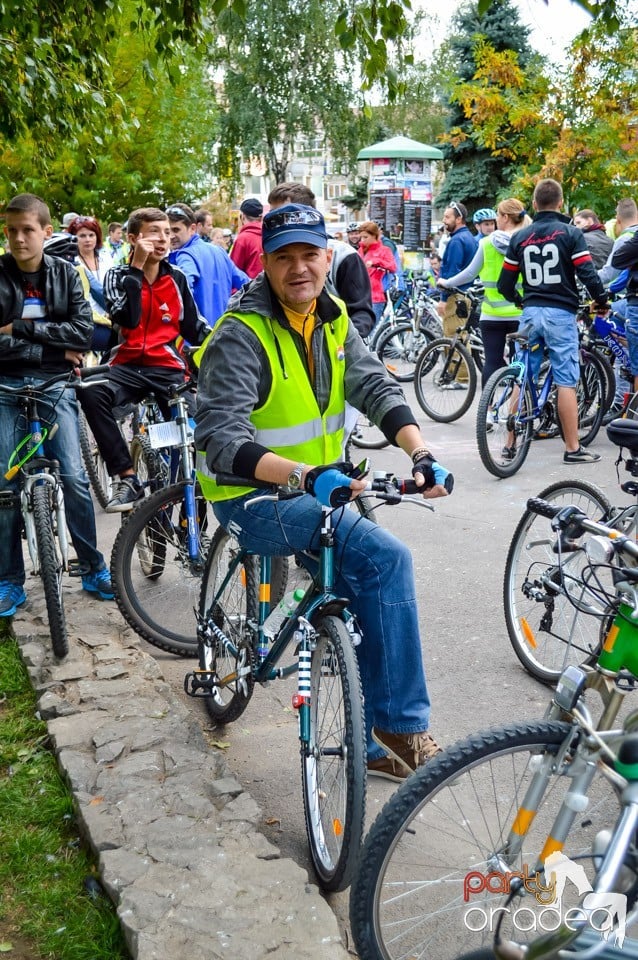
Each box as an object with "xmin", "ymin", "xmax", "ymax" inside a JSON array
[
  {"xmin": 0, "ymin": 12, "xmax": 217, "ymax": 220},
  {"xmin": 437, "ymin": 0, "xmax": 537, "ymax": 210},
  {"xmin": 211, "ymin": 0, "xmax": 369, "ymax": 186}
]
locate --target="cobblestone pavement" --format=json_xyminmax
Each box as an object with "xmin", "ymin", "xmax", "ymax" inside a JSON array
[{"xmin": 12, "ymin": 583, "xmax": 350, "ymax": 960}]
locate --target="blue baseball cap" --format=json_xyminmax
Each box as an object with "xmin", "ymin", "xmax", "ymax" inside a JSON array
[{"xmin": 262, "ymin": 204, "xmax": 328, "ymax": 254}]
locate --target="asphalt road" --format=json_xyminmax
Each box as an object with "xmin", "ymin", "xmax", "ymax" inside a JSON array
[{"xmin": 96, "ymin": 381, "xmax": 632, "ymax": 950}]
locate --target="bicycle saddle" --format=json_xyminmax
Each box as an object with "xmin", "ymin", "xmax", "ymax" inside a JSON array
[{"xmin": 607, "ymin": 418, "xmax": 638, "ymax": 455}]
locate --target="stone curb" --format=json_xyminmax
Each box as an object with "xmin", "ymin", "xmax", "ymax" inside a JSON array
[{"xmin": 12, "ymin": 588, "xmax": 350, "ymax": 960}]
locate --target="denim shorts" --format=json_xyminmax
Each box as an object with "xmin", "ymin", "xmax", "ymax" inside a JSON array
[
  {"xmin": 519, "ymin": 306, "xmax": 579, "ymax": 388},
  {"xmin": 624, "ymin": 304, "xmax": 638, "ymax": 376}
]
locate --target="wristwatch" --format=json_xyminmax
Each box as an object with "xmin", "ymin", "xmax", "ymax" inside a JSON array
[{"xmin": 287, "ymin": 463, "xmax": 306, "ymax": 490}]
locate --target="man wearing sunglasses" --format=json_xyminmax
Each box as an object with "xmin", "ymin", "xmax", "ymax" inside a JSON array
[
  {"xmin": 167, "ymin": 202, "xmax": 248, "ymax": 328},
  {"xmin": 195, "ymin": 203, "xmax": 454, "ymax": 783},
  {"xmin": 436, "ymin": 201, "xmax": 478, "ymax": 347}
]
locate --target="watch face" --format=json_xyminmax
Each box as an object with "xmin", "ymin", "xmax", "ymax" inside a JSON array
[{"xmin": 288, "ymin": 469, "xmax": 301, "ymax": 488}]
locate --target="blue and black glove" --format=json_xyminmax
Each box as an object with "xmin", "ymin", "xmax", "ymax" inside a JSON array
[
  {"xmin": 305, "ymin": 464, "xmax": 354, "ymax": 507},
  {"xmin": 412, "ymin": 451, "xmax": 454, "ymax": 494}
]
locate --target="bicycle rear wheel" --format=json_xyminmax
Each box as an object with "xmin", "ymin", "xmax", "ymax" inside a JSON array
[
  {"xmin": 375, "ymin": 323, "xmax": 430, "ymax": 382},
  {"xmin": 350, "ymin": 720, "xmax": 619, "ymax": 960},
  {"xmin": 130, "ymin": 434, "xmax": 168, "ymax": 495},
  {"xmin": 302, "ymin": 614, "xmax": 365, "ymax": 892},
  {"xmin": 198, "ymin": 527, "xmax": 259, "ymax": 723},
  {"xmin": 476, "ymin": 367, "xmax": 534, "ymax": 478},
  {"xmin": 32, "ymin": 484, "xmax": 68, "ymax": 658},
  {"xmin": 572, "ymin": 350, "xmax": 606, "ymax": 447},
  {"xmin": 78, "ymin": 409, "xmax": 111, "ymax": 509},
  {"xmin": 110, "ymin": 480, "xmax": 215, "ymax": 656},
  {"xmin": 504, "ymin": 479, "xmax": 613, "ymax": 684},
  {"xmin": 414, "ymin": 337, "xmax": 476, "ymax": 422}
]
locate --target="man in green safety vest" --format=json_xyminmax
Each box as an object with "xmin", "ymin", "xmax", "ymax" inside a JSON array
[{"xmin": 194, "ymin": 203, "xmax": 453, "ymax": 782}]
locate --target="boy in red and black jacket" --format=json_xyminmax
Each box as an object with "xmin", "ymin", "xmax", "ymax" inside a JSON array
[{"xmin": 79, "ymin": 207, "xmax": 208, "ymax": 511}]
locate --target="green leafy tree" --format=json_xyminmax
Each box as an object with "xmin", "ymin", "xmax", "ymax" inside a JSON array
[
  {"xmin": 437, "ymin": 0, "xmax": 537, "ymax": 210},
  {"xmin": 0, "ymin": 22, "xmax": 217, "ymax": 220},
  {"xmin": 212, "ymin": 0, "xmax": 364, "ymax": 186}
]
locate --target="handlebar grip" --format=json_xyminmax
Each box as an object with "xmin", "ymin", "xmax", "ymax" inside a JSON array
[
  {"xmin": 396, "ymin": 473, "xmax": 454, "ymax": 496},
  {"xmin": 79, "ymin": 364, "xmax": 111, "ymax": 379},
  {"xmin": 527, "ymin": 497, "xmax": 562, "ymax": 519}
]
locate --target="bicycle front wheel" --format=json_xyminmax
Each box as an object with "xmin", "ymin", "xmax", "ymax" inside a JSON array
[
  {"xmin": 476, "ymin": 367, "xmax": 533, "ymax": 478},
  {"xmin": 350, "ymin": 720, "xmax": 619, "ymax": 960},
  {"xmin": 572, "ymin": 350, "xmax": 606, "ymax": 447},
  {"xmin": 346, "ymin": 413, "xmax": 390, "ymax": 452},
  {"xmin": 302, "ymin": 614, "xmax": 365, "ymax": 892},
  {"xmin": 110, "ymin": 480, "xmax": 215, "ymax": 656},
  {"xmin": 376, "ymin": 323, "xmax": 430, "ymax": 382},
  {"xmin": 33, "ymin": 484, "xmax": 68, "ymax": 658},
  {"xmin": 504, "ymin": 479, "xmax": 614, "ymax": 684},
  {"xmin": 414, "ymin": 337, "xmax": 476, "ymax": 422},
  {"xmin": 198, "ymin": 526, "xmax": 259, "ymax": 724}
]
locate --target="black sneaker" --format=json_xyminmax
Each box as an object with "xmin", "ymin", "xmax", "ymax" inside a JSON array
[
  {"xmin": 105, "ymin": 476, "xmax": 144, "ymax": 513},
  {"xmin": 563, "ymin": 447, "xmax": 601, "ymax": 464},
  {"xmin": 501, "ymin": 445, "xmax": 517, "ymax": 461}
]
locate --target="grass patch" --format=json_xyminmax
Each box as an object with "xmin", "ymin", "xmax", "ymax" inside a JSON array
[{"xmin": 0, "ymin": 622, "xmax": 129, "ymax": 959}]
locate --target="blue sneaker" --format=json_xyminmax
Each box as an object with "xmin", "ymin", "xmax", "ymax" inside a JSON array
[
  {"xmin": 82, "ymin": 568, "xmax": 114, "ymax": 601},
  {"xmin": 0, "ymin": 583, "xmax": 27, "ymax": 618}
]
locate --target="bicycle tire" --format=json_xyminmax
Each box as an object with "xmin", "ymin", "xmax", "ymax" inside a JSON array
[
  {"xmin": 347, "ymin": 413, "xmax": 390, "ymax": 451},
  {"xmin": 198, "ymin": 526, "xmax": 260, "ymax": 724},
  {"xmin": 33, "ymin": 484, "xmax": 68, "ymax": 658},
  {"xmin": 504, "ymin": 479, "xmax": 612, "ymax": 685},
  {"xmin": 588, "ymin": 344, "xmax": 616, "ymax": 413},
  {"xmin": 302, "ymin": 614, "xmax": 365, "ymax": 892},
  {"xmin": 476, "ymin": 367, "xmax": 534, "ymax": 478},
  {"xmin": 414, "ymin": 337, "xmax": 477, "ymax": 422},
  {"xmin": 78, "ymin": 409, "xmax": 111, "ymax": 509},
  {"xmin": 110, "ymin": 480, "xmax": 216, "ymax": 656},
  {"xmin": 130, "ymin": 434, "xmax": 167, "ymax": 494},
  {"xmin": 375, "ymin": 323, "xmax": 431, "ymax": 382},
  {"xmin": 350, "ymin": 719, "xmax": 622, "ymax": 960},
  {"xmin": 561, "ymin": 350, "xmax": 606, "ymax": 448}
]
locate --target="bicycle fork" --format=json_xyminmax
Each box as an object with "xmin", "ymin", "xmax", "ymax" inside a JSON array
[{"xmin": 22, "ymin": 469, "xmax": 69, "ymax": 574}]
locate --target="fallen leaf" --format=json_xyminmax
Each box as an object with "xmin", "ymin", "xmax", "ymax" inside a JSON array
[
  {"xmin": 264, "ymin": 817, "xmax": 281, "ymax": 826},
  {"xmin": 210, "ymin": 739, "xmax": 230, "ymax": 750},
  {"xmin": 0, "ymin": 943, "xmax": 14, "ymax": 953},
  {"xmin": 89, "ymin": 796, "xmax": 105, "ymax": 806}
]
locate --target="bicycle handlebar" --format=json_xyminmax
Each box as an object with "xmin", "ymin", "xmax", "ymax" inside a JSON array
[{"xmin": 526, "ymin": 497, "xmax": 638, "ymax": 562}]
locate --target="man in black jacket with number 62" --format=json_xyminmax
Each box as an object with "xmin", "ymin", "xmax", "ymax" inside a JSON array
[{"xmin": 498, "ymin": 178, "xmax": 608, "ymax": 465}]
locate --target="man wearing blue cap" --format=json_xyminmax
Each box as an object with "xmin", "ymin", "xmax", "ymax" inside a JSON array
[{"xmin": 194, "ymin": 203, "xmax": 454, "ymax": 782}]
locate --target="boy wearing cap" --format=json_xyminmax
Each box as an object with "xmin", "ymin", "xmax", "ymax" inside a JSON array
[
  {"xmin": 195, "ymin": 203, "xmax": 453, "ymax": 782},
  {"xmin": 230, "ymin": 198, "xmax": 264, "ymax": 278}
]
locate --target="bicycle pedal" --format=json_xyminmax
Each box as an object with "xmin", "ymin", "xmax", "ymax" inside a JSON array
[
  {"xmin": 67, "ymin": 559, "xmax": 83, "ymax": 578},
  {"xmin": 184, "ymin": 671, "xmax": 219, "ymax": 697}
]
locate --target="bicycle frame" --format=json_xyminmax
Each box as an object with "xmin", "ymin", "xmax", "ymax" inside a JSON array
[{"xmin": 3, "ymin": 385, "xmax": 70, "ymax": 575}]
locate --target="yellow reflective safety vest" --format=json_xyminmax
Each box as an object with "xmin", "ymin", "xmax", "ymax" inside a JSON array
[
  {"xmin": 197, "ymin": 308, "xmax": 348, "ymax": 501},
  {"xmin": 481, "ymin": 238, "xmax": 522, "ymax": 319}
]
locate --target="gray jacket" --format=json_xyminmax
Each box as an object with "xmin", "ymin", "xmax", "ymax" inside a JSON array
[{"xmin": 194, "ymin": 273, "xmax": 416, "ymax": 479}]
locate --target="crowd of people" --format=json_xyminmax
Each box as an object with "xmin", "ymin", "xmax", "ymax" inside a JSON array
[{"xmin": 1, "ymin": 180, "xmax": 637, "ymax": 784}]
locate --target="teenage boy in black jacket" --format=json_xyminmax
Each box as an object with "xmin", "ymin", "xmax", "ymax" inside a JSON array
[
  {"xmin": 498, "ymin": 179, "xmax": 608, "ymax": 464},
  {"xmin": 0, "ymin": 193, "xmax": 113, "ymax": 617}
]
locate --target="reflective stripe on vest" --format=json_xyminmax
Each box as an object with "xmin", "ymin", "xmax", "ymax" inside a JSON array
[
  {"xmin": 480, "ymin": 239, "xmax": 522, "ymax": 318},
  {"xmin": 197, "ymin": 306, "xmax": 349, "ymax": 502}
]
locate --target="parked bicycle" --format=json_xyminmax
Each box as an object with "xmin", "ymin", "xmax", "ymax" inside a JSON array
[
  {"xmin": 476, "ymin": 322, "xmax": 607, "ymax": 478},
  {"xmin": 0, "ymin": 370, "xmax": 104, "ymax": 658},
  {"xmin": 110, "ymin": 377, "xmax": 215, "ymax": 656},
  {"xmin": 375, "ymin": 274, "xmax": 443, "ymax": 383},
  {"xmin": 185, "ymin": 464, "xmax": 434, "ymax": 891},
  {"xmin": 351, "ymin": 497, "xmax": 638, "ymax": 960},
  {"xmin": 504, "ymin": 419, "xmax": 638, "ymax": 685},
  {"xmin": 413, "ymin": 283, "xmax": 484, "ymax": 423}
]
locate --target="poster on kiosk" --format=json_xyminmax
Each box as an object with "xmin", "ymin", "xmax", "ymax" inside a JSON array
[{"xmin": 369, "ymin": 157, "xmax": 434, "ymax": 272}]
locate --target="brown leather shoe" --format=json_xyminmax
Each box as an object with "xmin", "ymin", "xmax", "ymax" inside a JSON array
[
  {"xmin": 372, "ymin": 728, "xmax": 442, "ymax": 776},
  {"xmin": 367, "ymin": 755, "xmax": 409, "ymax": 783}
]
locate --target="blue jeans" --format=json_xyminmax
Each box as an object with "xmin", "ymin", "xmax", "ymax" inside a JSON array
[
  {"xmin": 0, "ymin": 376, "xmax": 106, "ymax": 585},
  {"xmin": 213, "ymin": 493, "xmax": 431, "ymax": 761},
  {"xmin": 624, "ymin": 304, "xmax": 638, "ymax": 377},
  {"xmin": 519, "ymin": 306, "xmax": 579, "ymax": 388}
]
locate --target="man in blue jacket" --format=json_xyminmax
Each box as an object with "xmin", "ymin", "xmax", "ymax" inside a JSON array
[
  {"xmin": 167, "ymin": 203, "xmax": 248, "ymax": 327},
  {"xmin": 436, "ymin": 201, "xmax": 478, "ymax": 339}
]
